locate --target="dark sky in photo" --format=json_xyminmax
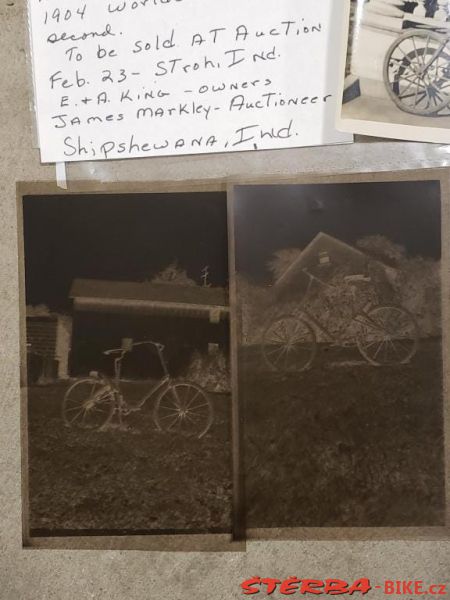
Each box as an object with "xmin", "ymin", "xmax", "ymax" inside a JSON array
[
  {"xmin": 23, "ymin": 192, "xmax": 228, "ymax": 310},
  {"xmin": 234, "ymin": 180, "xmax": 441, "ymax": 283}
]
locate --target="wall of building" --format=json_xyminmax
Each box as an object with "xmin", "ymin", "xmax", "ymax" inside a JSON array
[
  {"xmin": 55, "ymin": 316, "xmax": 72, "ymax": 379},
  {"xmin": 1, "ymin": 1, "xmax": 449, "ymax": 597},
  {"xmin": 70, "ymin": 310, "xmax": 229, "ymax": 378}
]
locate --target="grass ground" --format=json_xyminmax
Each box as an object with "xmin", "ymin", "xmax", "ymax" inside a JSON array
[
  {"xmin": 27, "ymin": 339, "xmax": 445, "ymax": 535},
  {"xmin": 240, "ymin": 339, "xmax": 445, "ymax": 528},
  {"xmin": 27, "ymin": 382, "xmax": 232, "ymax": 536}
]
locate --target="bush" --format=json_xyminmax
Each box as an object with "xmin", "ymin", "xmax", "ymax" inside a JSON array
[{"xmin": 183, "ymin": 349, "xmax": 230, "ymax": 393}]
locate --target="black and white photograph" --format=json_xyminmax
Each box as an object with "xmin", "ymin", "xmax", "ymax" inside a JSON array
[
  {"xmin": 20, "ymin": 189, "xmax": 233, "ymax": 543},
  {"xmin": 231, "ymin": 175, "xmax": 446, "ymax": 531},
  {"xmin": 339, "ymin": 0, "xmax": 450, "ymax": 143}
]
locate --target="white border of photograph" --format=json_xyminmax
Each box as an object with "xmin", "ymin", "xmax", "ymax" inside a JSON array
[{"xmin": 336, "ymin": 1, "xmax": 450, "ymax": 144}]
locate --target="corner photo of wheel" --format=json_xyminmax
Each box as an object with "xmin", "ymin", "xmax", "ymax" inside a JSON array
[
  {"xmin": 384, "ymin": 31, "xmax": 450, "ymax": 116},
  {"xmin": 340, "ymin": 0, "xmax": 450, "ymax": 143}
]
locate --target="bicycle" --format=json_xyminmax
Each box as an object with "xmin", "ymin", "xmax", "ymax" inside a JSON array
[
  {"xmin": 384, "ymin": 27, "xmax": 450, "ymax": 115},
  {"xmin": 262, "ymin": 268, "xmax": 419, "ymax": 372},
  {"xmin": 62, "ymin": 339, "xmax": 214, "ymax": 438}
]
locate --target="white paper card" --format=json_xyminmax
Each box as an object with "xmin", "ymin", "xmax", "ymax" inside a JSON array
[{"xmin": 28, "ymin": 0, "xmax": 352, "ymax": 163}]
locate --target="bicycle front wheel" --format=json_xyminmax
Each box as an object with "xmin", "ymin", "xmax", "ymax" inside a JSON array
[
  {"xmin": 62, "ymin": 378, "xmax": 115, "ymax": 430},
  {"xmin": 154, "ymin": 382, "xmax": 213, "ymax": 439},
  {"xmin": 356, "ymin": 306, "xmax": 419, "ymax": 366},
  {"xmin": 262, "ymin": 315, "xmax": 317, "ymax": 373}
]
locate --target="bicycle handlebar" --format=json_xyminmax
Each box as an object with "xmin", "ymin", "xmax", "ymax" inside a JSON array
[
  {"xmin": 103, "ymin": 340, "xmax": 165, "ymax": 356},
  {"xmin": 133, "ymin": 340, "xmax": 165, "ymax": 351}
]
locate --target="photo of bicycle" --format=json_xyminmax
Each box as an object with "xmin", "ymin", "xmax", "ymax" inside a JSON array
[
  {"xmin": 21, "ymin": 190, "xmax": 232, "ymax": 539},
  {"xmin": 231, "ymin": 177, "xmax": 445, "ymax": 530}
]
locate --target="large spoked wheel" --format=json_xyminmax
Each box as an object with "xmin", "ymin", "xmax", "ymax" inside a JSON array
[
  {"xmin": 384, "ymin": 30, "xmax": 450, "ymax": 116},
  {"xmin": 154, "ymin": 382, "xmax": 213, "ymax": 439},
  {"xmin": 356, "ymin": 306, "xmax": 419, "ymax": 366},
  {"xmin": 62, "ymin": 378, "xmax": 115, "ymax": 430},
  {"xmin": 262, "ymin": 315, "xmax": 317, "ymax": 373}
]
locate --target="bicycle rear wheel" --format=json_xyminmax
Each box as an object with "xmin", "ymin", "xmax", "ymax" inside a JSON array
[
  {"xmin": 356, "ymin": 306, "xmax": 419, "ymax": 366},
  {"xmin": 154, "ymin": 382, "xmax": 213, "ymax": 439},
  {"xmin": 62, "ymin": 378, "xmax": 115, "ymax": 430}
]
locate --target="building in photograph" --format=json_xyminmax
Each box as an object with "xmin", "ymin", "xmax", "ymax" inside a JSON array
[
  {"xmin": 275, "ymin": 232, "xmax": 397, "ymax": 295},
  {"xmin": 68, "ymin": 278, "xmax": 230, "ymax": 377},
  {"xmin": 26, "ymin": 306, "xmax": 72, "ymax": 384}
]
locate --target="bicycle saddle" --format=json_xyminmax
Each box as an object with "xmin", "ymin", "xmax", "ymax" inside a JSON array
[{"xmin": 103, "ymin": 348, "xmax": 124, "ymax": 356}]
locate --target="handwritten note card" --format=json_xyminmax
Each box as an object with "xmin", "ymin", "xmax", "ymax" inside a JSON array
[{"xmin": 28, "ymin": 0, "xmax": 351, "ymax": 163}]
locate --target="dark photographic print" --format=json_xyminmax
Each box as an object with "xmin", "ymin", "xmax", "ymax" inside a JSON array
[
  {"xmin": 20, "ymin": 189, "xmax": 233, "ymax": 546},
  {"xmin": 230, "ymin": 175, "xmax": 447, "ymax": 532},
  {"xmin": 339, "ymin": 0, "xmax": 450, "ymax": 143}
]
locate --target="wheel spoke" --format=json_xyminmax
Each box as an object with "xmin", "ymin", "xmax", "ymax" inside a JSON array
[
  {"xmin": 65, "ymin": 405, "xmax": 84, "ymax": 412},
  {"xmin": 158, "ymin": 405, "xmax": 180, "ymax": 414},
  {"xmin": 388, "ymin": 338, "xmax": 403, "ymax": 359},
  {"xmin": 184, "ymin": 412, "xmax": 200, "ymax": 424},
  {"xmin": 398, "ymin": 75, "xmax": 422, "ymax": 99},
  {"xmin": 271, "ymin": 327, "xmax": 288, "ymax": 342},
  {"xmin": 185, "ymin": 390, "xmax": 201, "ymax": 409},
  {"xmin": 187, "ymin": 402, "xmax": 210, "ymax": 411},
  {"xmin": 68, "ymin": 408, "xmax": 84, "ymax": 424},
  {"xmin": 372, "ymin": 341, "xmax": 386, "ymax": 361},
  {"xmin": 156, "ymin": 384, "xmax": 212, "ymax": 437},
  {"xmin": 170, "ymin": 386, "xmax": 183, "ymax": 409},
  {"xmin": 90, "ymin": 406, "xmax": 109, "ymax": 414},
  {"xmin": 357, "ymin": 307, "xmax": 417, "ymax": 365},
  {"xmin": 64, "ymin": 381, "xmax": 113, "ymax": 429},
  {"xmin": 159, "ymin": 412, "xmax": 181, "ymax": 420},
  {"xmin": 166, "ymin": 414, "xmax": 181, "ymax": 431},
  {"xmin": 273, "ymin": 347, "xmax": 287, "ymax": 365},
  {"xmin": 266, "ymin": 345, "xmax": 284, "ymax": 355},
  {"xmin": 359, "ymin": 339, "xmax": 381, "ymax": 350},
  {"xmin": 397, "ymin": 46, "xmax": 419, "ymax": 73}
]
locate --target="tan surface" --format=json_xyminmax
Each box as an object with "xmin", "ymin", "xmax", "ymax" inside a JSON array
[
  {"xmin": 343, "ymin": 96, "xmax": 450, "ymax": 131},
  {"xmin": 2, "ymin": 1, "xmax": 450, "ymax": 598}
]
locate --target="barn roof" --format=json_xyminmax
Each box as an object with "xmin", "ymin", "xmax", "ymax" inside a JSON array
[
  {"xmin": 69, "ymin": 279, "xmax": 229, "ymax": 321},
  {"xmin": 275, "ymin": 231, "xmax": 395, "ymax": 287}
]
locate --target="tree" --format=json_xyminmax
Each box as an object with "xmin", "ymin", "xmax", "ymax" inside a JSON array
[
  {"xmin": 150, "ymin": 261, "xmax": 197, "ymax": 286},
  {"xmin": 267, "ymin": 248, "xmax": 304, "ymax": 282},
  {"xmin": 356, "ymin": 235, "xmax": 406, "ymax": 267}
]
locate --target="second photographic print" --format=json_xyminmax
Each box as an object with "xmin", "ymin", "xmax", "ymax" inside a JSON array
[{"xmin": 231, "ymin": 174, "xmax": 447, "ymax": 533}]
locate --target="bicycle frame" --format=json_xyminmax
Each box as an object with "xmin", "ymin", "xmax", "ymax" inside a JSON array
[
  {"xmin": 103, "ymin": 340, "xmax": 173, "ymax": 413},
  {"xmin": 297, "ymin": 268, "xmax": 376, "ymax": 344},
  {"xmin": 64, "ymin": 338, "xmax": 215, "ymax": 436}
]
